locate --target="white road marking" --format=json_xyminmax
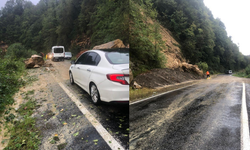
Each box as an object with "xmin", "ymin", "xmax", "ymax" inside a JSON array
[
  {"xmin": 52, "ymin": 74, "xmax": 124, "ymax": 150},
  {"xmin": 241, "ymin": 82, "xmax": 250, "ymax": 150},
  {"xmin": 130, "ymin": 84, "xmax": 194, "ymax": 105},
  {"xmin": 58, "ymin": 82, "xmax": 124, "ymax": 150}
]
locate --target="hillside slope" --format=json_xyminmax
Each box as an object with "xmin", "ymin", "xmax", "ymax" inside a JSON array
[
  {"xmin": 130, "ymin": 0, "xmax": 204, "ymax": 89},
  {"xmin": 133, "ymin": 23, "xmax": 203, "ymax": 89}
]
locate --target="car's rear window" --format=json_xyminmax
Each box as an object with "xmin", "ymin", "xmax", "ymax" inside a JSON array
[
  {"xmin": 105, "ymin": 52, "xmax": 129, "ymax": 64},
  {"xmin": 65, "ymin": 52, "xmax": 71, "ymax": 55},
  {"xmin": 54, "ymin": 48, "xmax": 63, "ymax": 53}
]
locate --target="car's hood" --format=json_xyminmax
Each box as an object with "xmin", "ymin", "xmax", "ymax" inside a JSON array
[{"xmin": 112, "ymin": 64, "xmax": 129, "ymax": 74}]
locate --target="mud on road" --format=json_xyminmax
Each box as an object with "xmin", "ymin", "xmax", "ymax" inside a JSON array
[
  {"xmin": 134, "ymin": 68, "xmax": 203, "ymax": 89},
  {"xmin": 8, "ymin": 60, "xmax": 129, "ymax": 150},
  {"xmin": 130, "ymin": 75, "xmax": 247, "ymax": 150}
]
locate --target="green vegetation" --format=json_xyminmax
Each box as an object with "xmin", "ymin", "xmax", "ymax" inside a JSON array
[
  {"xmin": 17, "ymin": 100, "xmax": 36, "ymax": 116},
  {"xmin": 130, "ymin": 0, "xmax": 250, "ymax": 76},
  {"xmin": 197, "ymin": 62, "xmax": 208, "ymax": 72},
  {"xmin": 233, "ymin": 65, "xmax": 250, "ymax": 78},
  {"xmin": 0, "ymin": 58, "xmax": 25, "ymax": 116},
  {"xmin": 246, "ymin": 65, "xmax": 250, "ymax": 75},
  {"xmin": 4, "ymin": 100, "xmax": 41, "ymax": 150},
  {"xmin": 5, "ymin": 43, "xmax": 36, "ymax": 60},
  {"xmin": 57, "ymin": 143, "xmax": 67, "ymax": 150},
  {"xmin": 0, "ymin": 42, "xmax": 37, "ymax": 116},
  {"xmin": 151, "ymin": 0, "xmax": 250, "ymax": 72},
  {"xmin": 0, "ymin": 42, "xmax": 40, "ymax": 149},
  {"xmin": 0, "ymin": 0, "xmax": 129, "ymax": 55},
  {"xmin": 130, "ymin": 0, "xmax": 166, "ymax": 74}
]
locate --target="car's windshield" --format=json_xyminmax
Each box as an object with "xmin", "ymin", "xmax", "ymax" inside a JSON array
[
  {"xmin": 105, "ymin": 52, "xmax": 129, "ymax": 64},
  {"xmin": 65, "ymin": 52, "xmax": 71, "ymax": 55}
]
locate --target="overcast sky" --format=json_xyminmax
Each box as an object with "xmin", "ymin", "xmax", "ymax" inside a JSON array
[
  {"xmin": 204, "ymin": 0, "xmax": 250, "ymax": 56},
  {"xmin": 0, "ymin": 0, "xmax": 40, "ymax": 9}
]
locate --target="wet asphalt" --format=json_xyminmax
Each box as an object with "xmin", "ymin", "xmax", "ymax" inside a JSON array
[
  {"xmin": 50, "ymin": 60, "xmax": 129, "ymax": 149},
  {"xmin": 130, "ymin": 75, "xmax": 247, "ymax": 150}
]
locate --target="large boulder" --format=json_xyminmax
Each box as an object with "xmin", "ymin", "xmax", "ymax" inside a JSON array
[
  {"xmin": 25, "ymin": 55, "xmax": 44, "ymax": 68},
  {"xmin": 93, "ymin": 39, "xmax": 126, "ymax": 50},
  {"xmin": 133, "ymin": 81, "xmax": 142, "ymax": 89}
]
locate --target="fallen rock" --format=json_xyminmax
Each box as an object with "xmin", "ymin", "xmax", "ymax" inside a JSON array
[
  {"xmin": 93, "ymin": 39, "xmax": 126, "ymax": 50},
  {"xmin": 133, "ymin": 81, "xmax": 142, "ymax": 89},
  {"xmin": 25, "ymin": 55, "xmax": 45, "ymax": 68},
  {"xmin": 45, "ymin": 67, "xmax": 50, "ymax": 71},
  {"xmin": 34, "ymin": 65, "xmax": 40, "ymax": 68},
  {"xmin": 31, "ymin": 55, "xmax": 44, "ymax": 66}
]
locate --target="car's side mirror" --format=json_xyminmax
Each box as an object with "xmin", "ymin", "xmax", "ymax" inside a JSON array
[{"xmin": 71, "ymin": 60, "xmax": 75, "ymax": 64}]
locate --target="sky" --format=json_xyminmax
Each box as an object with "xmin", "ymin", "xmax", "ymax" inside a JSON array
[
  {"xmin": 0, "ymin": 0, "xmax": 40, "ymax": 9},
  {"xmin": 204, "ymin": 0, "xmax": 250, "ymax": 56}
]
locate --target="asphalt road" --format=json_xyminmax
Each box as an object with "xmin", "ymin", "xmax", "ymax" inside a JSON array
[
  {"xmin": 130, "ymin": 75, "xmax": 250, "ymax": 150},
  {"xmin": 46, "ymin": 60, "xmax": 129, "ymax": 149}
]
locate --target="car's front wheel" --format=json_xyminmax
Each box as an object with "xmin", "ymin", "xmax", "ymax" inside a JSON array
[
  {"xmin": 90, "ymin": 83, "xmax": 101, "ymax": 105},
  {"xmin": 69, "ymin": 72, "xmax": 74, "ymax": 85}
]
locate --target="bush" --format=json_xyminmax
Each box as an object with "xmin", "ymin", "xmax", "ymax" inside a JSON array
[
  {"xmin": 5, "ymin": 43, "xmax": 36, "ymax": 60},
  {"xmin": 0, "ymin": 58, "xmax": 25, "ymax": 115},
  {"xmin": 197, "ymin": 62, "xmax": 208, "ymax": 72},
  {"xmin": 245, "ymin": 65, "xmax": 250, "ymax": 75}
]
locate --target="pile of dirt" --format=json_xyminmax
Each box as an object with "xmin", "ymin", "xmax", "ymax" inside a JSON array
[
  {"xmin": 134, "ymin": 68, "xmax": 203, "ymax": 89},
  {"xmin": 181, "ymin": 62, "xmax": 203, "ymax": 76}
]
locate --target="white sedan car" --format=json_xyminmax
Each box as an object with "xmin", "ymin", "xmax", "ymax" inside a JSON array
[{"xmin": 69, "ymin": 49, "xmax": 129, "ymax": 105}]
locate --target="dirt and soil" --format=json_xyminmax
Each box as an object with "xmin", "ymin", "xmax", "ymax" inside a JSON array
[{"xmin": 134, "ymin": 68, "xmax": 204, "ymax": 89}]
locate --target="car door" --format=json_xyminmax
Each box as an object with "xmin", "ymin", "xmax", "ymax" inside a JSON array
[
  {"xmin": 71, "ymin": 53, "xmax": 89, "ymax": 84},
  {"xmin": 77, "ymin": 52, "xmax": 99, "ymax": 91}
]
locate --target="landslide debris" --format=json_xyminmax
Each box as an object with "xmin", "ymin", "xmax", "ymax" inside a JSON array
[
  {"xmin": 24, "ymin": 55, "xmax": 44, "ymax": 68},
  {"xmin": 130, "ymin": 22, "xmax": 204, "ymax": 89},
  {"xmin": 134, "ymin": 68, "xmax": 203, "ymax": 89}
]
